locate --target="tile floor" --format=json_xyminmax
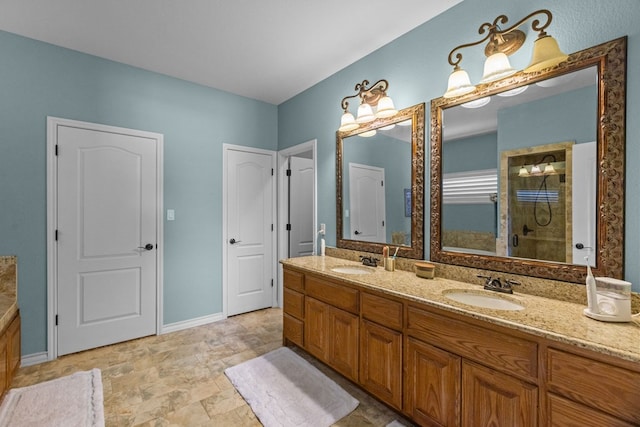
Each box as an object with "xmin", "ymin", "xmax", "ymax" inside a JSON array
[{"xmin": 12, "ymin": 308, "xmax": 414, "ymax": 426}]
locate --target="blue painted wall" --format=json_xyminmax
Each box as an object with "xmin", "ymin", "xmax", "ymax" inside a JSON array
[
  {"xmin": 0, "ymin": 31, "xmax": 277, "ymax": 355},
  {"xmin": 279, "ymin": 0, "xmax": 640, "ymax": 293}
]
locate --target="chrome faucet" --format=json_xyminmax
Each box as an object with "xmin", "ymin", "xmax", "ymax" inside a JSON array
[
  {"xmin": 477, "ymin": 275, "xmax": 521, "ymax": 294},
  {"xmin": 360, "ymin": 256, "xmax": 379, "ymax": 267}
]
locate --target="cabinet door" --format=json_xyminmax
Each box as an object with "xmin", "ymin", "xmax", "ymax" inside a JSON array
[
  {"xmin": 0, "ymin": 332, "xmax": 7, "ymax": 399},
  {"xmin": 405, "ymin": 337, "xmax": 461, "ymax": 427},
  {"xmin": 462, "ymin": 361, "xmax": 537, "ymax": 427},
  {"xmin": 305, "ymin": 297, "xmax": 329, "ymax": 361},
  {"xmin": 330, "ymin": 308, "xmax": 359, "ymax": 382},
  {"xmin": 360, "ymin": 319, "xmax": 402, "ymax": 410},
  {"xmin": 283, "ymin": 313, "xmax": 304, "ymax": 347},
  {"xmin": 7, "ymin": 315, "xmax": 20, "ymax": 382}
]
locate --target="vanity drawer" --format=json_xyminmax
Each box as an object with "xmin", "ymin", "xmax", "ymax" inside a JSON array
[
  {"xmin": 306, "ymin": 275, "xmax": 359, "ymax": 314},
  {"xmin": 547, "ymin": 394, "xmax": 635, "ymax": 427},
  {"xmin": 546, "ymin": 348, "xmax": 640, "ymax": 425},
  {"xmin": 284, "ymin": 288, "xmax": 304, "ymax": 319},
  {"xmin": 283, "ymin": 269, "xmax": 304, "ymax": 292},
  {"xmin": 361, "ymin": 292, "xmax": 403, "ymax": 331},
  {"xmin": 283, "ymin": 313, "xmax": 304, "ymax": 347},
  {"xmin": 406, "ymin": 305, "xmax": 537, "ymax": 380}
]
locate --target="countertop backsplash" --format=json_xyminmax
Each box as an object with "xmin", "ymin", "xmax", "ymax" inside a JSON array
[{"xmin": 325, "ymin": 246, "xmax": 640, "ymax": 313}]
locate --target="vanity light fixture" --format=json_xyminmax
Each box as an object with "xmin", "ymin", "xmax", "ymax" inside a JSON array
[
  {"xmin": 338, "ymin": 79, "xmax": 398, "ymax": 132},
  {"xmin": 518, "ymin": 156, "xmax": 561, "ymax": 178},
  {"xmin": 443, "ymin": 9, "xmax": 568, "ymax": 98}
]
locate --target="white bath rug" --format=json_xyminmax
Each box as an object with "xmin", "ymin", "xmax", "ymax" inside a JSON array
[
  {"xmin": 225, "ymin": 347, "xmax": 359, "ymax": 427},
  {"xmin": 0, "ymin": 368, "xmax": 105, "ymax": 427}
]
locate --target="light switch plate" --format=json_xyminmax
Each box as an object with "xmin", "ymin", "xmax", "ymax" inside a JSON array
[{"xmin": 167, "ymin": 209, "xmax": 175, "ymax": 221}]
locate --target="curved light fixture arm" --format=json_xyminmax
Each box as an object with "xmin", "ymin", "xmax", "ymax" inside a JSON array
[
  {"xmin": 447, "ymin": 9, "xmax": 554, "ymax": 68},
  {"xmin": 340, "ymin": 79, "xmax": 390, "ymax": 111}
]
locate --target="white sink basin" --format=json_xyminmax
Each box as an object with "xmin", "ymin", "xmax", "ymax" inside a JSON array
[
  {"xmin": 443, "ymin": 290, "xmax": 525, "ymax": 311},
  {"xmin": 331, "ymin": 266, "xmax": 373, "ymax": 275}
]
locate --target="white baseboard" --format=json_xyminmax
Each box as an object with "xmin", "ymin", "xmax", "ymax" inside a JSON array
[
  {"xmin": 21, "ymin": 351, "xmax": 49, "ymax": 367},
  {"xmin": 20, "ymin": 313, "xmax": 226, "ymax": 367},
  {"xmin": 161, "ymin": 312, "xmax": 226, "ymax": 334}
]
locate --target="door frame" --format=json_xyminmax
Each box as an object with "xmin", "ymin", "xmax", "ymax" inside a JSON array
[
  {"xmin": 277, "ymin": 140, "xmax": 317, "ymax": 307},
  {"xmin": 222, "ymin": 144, "xmax": 278, "ymax": 316},
  {"xmin": 46, "ymin": 117, "xmax": 164, "ymax": 361}
]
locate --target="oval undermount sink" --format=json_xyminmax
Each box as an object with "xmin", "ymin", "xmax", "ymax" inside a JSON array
[
  {"xmin": 443, "ymin": 290, "xmax": 525, "ymax": 311},
  {"xmin": 331, "ymin": 266, "xmax": 373, "ymax": 275}
]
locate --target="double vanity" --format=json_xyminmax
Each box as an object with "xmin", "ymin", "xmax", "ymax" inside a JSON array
[
  {"xmin": 317, "ymin": 31, "xmax": 636, "ymax": 427},
  {"xmin": 282, "ymin": 255, "xmax": 640, "ymax": 427}
]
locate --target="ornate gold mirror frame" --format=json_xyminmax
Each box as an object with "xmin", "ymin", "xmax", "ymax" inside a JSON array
[
  {"xmin": 430, "ymin": 37, "xmax": 626, "ymax": 282},
  {"xmin": 337, "ymin": 103, "xmax": 425, "ymax": 259}
]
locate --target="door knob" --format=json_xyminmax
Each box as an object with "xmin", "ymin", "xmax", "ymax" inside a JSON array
[
  {"xmin": 138, "ymin": 243, "xmax": 154, "ymax": 250},
  {"xmin": 354, "ymin": 230, "xmax": 362, "ymax": 235},
  {"xmin": 229, "ymin": 238, "xmax": 241, "ymax": 244}
]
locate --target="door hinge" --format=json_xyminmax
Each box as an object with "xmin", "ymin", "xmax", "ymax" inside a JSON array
[
  {"xmin": 55, "ymin": 314, "xmax": 58, "ymax": 326},
  {"xmin": 55, "ymin": 230, "xmax": 58, "ymax": 241},
  {"xmin": 286, "ymin": 223, "xmax": 291, "ymax": 231},
  {"xmin": 381, "ymin": 180, "xmax": 384, "ymax": 186},
  {"xmin": 271, "ymin": 224, "xmax": 274, "ymax": 231},
  {"xmin": 55, "ymin": 144, "xmax": 59, "ymax": 156},
  {"xmin": 271, "ymin": 168, "xmax": 274, "ymax": 176},
  {"xmin": 382, "ymin": 220, "xmax": 385, "ymax": 226},
  {"xmin": 286, "ymin": 169, "xmax": 292, "ymax": 177},
  {"xmin": 271, "ymin": 279, "xmax": 274, "ymax": 287}
]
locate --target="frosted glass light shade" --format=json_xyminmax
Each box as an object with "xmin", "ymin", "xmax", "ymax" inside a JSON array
[
  {"xmin": 338, "ymin": 111, "xmax": 359, "ymax": 132},
  {"xmin": 375, "ymin": 96, "xmax": 398, "ymax": 118},
  {"xmin": 525, "ymin": 35, "xmax": 568, "ymax": 73},
  {"xmin": 480, "ymin": 52, "xmax": 517, "ymax": 83},
  {"xmin": 519, "ymin": 166, "xmax": 530, "ymax": 177},
  {"xmin": 358, "ymin": 129, "xmax": 377, "ymax": 137},
  {"xmin": 461, "ymin": 97, "xmax": 490, "ymax": 109},
  {"xmin": 443, "ymin": 68, "xmax": 476, "ymax": 98},
  {"xmin": 356, "ymin": 103, "xmax": 375, "ymax": 123},
  {"xmin": 544, "ymin": 163, "xmax": 557, "ymax": 174}
]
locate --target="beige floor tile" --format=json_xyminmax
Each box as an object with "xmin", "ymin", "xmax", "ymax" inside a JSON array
[{"xmin": 12, "ymin": 307, "xmax": 415, "ymax": 427}]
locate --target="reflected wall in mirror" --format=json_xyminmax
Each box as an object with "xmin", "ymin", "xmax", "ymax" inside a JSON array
[
  {"xmin": 431, "ymin": 37, "xmax": 626, "ymax": 282},
  {"xmin": 337, "ymin": 103, "xmax": 425, "ymax": 259}
]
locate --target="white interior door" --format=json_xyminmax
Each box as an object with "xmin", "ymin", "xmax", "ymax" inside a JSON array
[
  {"xmin": 349, "ymin": 163, "xmax": 386, "ymax": 242},
  {"xmin": 225, "ymin": 146, "xmax": 275, "ymax": 316},
  {"xmin": 55, "ymin": 122, "xmax": 160, "ymax": 356},
  {"xmin": 572, "ymin": 141, "xmax": 597, "ymax": 266},
  {"xmin": 289, "ymin": 155, "xmax": 314, "ymax": 257}
]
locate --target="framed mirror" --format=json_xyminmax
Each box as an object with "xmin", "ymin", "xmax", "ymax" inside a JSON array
[
  {"xmin": 337, "ymin": 103, "xmax": 425, "ymax": 259},
  {"xmin": 430, "ymin": 37, "xmax": 626, "ymax": 283}
]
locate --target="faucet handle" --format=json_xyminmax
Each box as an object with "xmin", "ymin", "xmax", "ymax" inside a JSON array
[
  {"xmin": 505, "ymin": 279, "xmax": 521, "ymax": 287},
  {"xmin": 477, "ymin": 274, "xmax": 492, "ymax": 284}
]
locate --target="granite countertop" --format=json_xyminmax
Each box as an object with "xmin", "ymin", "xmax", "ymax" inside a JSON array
[{"xmin": 281, "ymin": 255, "xmax": 640, "ymax": 363}]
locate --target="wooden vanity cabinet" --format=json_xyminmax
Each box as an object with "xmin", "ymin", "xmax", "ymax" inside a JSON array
[
  {"xmin": 405, "ymin": 304, "xmax": 538, "ymax": 427},
  {"xmin": 281, "ymin": 266, "xmax": 640, "ymax": 427},
  {"xmin": 305, "ymin": 297, "xmax": 359, "ymax": 381},
  {"xmin": 360, "ymin": 292, "xmax": 403, "ymax": 410},
  {"xmin": 462, "ymin": 361, "xmax": 538, "ymax": 427},
  {"xmin": 304, "ymin": 274, "xmax": 359, "ymax": 382},
  {"xmin": 283, "ymin": 269, "xmax": 305, "ymax": 348},
  {"xmin": 405, "ymin": 336, "xmax": 461, "ymax": 426},
  {"xmin": 0, "ymin": 312, "xmax": 20, "ymax": 400},
  {"xmin": 544, "ymin": 346, "xmax": 640, "ymax": 426}
]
